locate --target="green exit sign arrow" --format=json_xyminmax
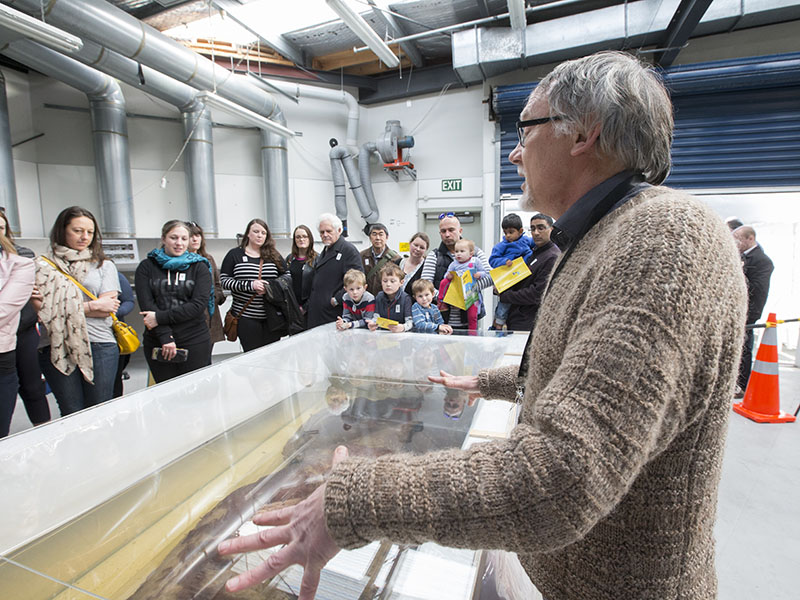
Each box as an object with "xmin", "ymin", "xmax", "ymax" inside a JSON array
[{"xmin": 442, "ymin": 179, "xmax": 462, "ymax": 192}]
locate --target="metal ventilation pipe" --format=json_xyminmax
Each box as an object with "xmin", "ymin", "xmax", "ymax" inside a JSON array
[
  {"xmin": 330, "ymin": 141, "xmax": 378, "ymax": 235},
  {"xmin": 0, "ymin": 71, "xmax": 19, "ymax": 236},
  {"xmin": 0, "ymin": 37, "xmax": 135, "ymax": 237},
  {"xmin": 358, "ymin": 142, "xmax": 380, "ymax": 221},
  {"xmin": 71, "ymin": 39, "xmax": 218, "ymax": 236},
  {"xmin": 248, "ymin": 74, "xmax": 360, "ymax": 153},
  {"xmin": 12, "ymin": 0, "xmax": 290, "ymax": 236},
  {"xmin": 183, "ymin": 106, "xmax": 218, "ymax": 236},
  {"xmin": 262, "ymin": 129, "xmax": 290, "ymax": 238}
]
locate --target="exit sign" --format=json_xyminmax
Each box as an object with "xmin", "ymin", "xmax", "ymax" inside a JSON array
[{"xmin": 442, "ymin": 179, "xmax": 462, "ymax": 192}]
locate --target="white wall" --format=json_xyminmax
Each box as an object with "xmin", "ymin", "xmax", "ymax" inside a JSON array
[{"xmin": 3, "ymin": 18, "xmax": 799, "ymax": 342}]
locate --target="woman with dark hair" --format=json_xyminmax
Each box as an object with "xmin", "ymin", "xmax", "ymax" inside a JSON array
[
  {"xmin": 400, "ymin": 232, "xmax": 430, "ymax": 296},
  {"xmin": 0, "ymin": 210, "xmax": 50, "ymax": 427},
  {"xmin": 35, "ymin": 206, "xmax": 120, "ymax": 416},
  {"xmin": 135, "ymin": 220, "xmax": 213, "ymax": 383},
  {"xmin": 221, "ymin": 218, "xmax": 288, "ymax": 351},
  {"xmin": 187, "ymin": 222, "xmax": 225, "ymax": 355},
  {"xmin": 0, "ymin": 229, "xmax": 35, "ymax": 437},
  {"xmin": 285, "ymin": 224, "xmax": 317, "ymax": 328}
]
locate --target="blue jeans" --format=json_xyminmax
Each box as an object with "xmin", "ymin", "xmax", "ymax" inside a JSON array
[
  {"xmin": 494, "ymin": 301, "xmax": 511, "ymax": 325},
  {"xmin": 39, "ymin": 342, "xmax": 119, "ymax": 417}
]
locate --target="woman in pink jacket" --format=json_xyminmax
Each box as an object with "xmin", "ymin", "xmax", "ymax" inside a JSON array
[{"xmin": 0, "ymin": 230, "xmax": 35, "ymax": 437}]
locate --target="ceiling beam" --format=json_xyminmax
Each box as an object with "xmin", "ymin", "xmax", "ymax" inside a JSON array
[
  {"xmin": 653, "ymin": 0, "xmax": 715, "ymax": 68},
  {"xmin": 313, "ymin": 43, "xmax": 411, "ymax": 73},
  {"xmin": 367, "ymin": 0, "xmax": 424, "ymax": 68},
  {"xmin": 358, "ymin": 63, "xmax": 465, "ymax": 105},
  {"xmin": 210, "ymin": 0, "xmax": 307, "ymax": 67},
  {"xmin": 475, "ymin": 0, "xmax": 491, "ymax": 18}
]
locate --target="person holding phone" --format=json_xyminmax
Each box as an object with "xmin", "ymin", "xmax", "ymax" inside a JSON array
[{"xmin": 135, "ymin": 220, "xmax": 213, "ymax": 383}]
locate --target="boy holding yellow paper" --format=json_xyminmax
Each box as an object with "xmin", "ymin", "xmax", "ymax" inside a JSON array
[
  {"xmin": 368, "ymin": 263, "xmax": 413, "ymax": 333},
  {"xmin": 488, "ymin": 213, "xmax": 534, "ymax": 329}
]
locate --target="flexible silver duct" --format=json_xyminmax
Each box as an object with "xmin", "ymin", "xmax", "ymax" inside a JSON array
[
  {"xmin": 12, "ymin": 0, "xmax": 289, "ymax": 236},
  {"xmin": 330, "ymin": 144, "xmax": 378, "ymax": 231},
  {"xmin": 0, "ymin": 36, "xmax": 135, "ymax": 237},
  {"xmin": 67, "ymin": 40, "xmax": 218, "ymax": 235},
  {"xmin": 329, "ymin": 146, "xmax": 349, "ymax": 227},
  {"xmin": 358, "ymin": 142, "xmax": 380, "ymax": 221},
  {"xmin": 0, "ymin": 71, "xmax": 19, "ymax": 236}
]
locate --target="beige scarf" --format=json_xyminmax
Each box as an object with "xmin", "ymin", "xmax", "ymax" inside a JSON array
[{"xmin": 36, "ymin": 246, "xmax": 95, "ymax": 381}]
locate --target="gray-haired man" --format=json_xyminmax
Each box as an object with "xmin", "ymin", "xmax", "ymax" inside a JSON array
[{"xmin": 219, "ymin": 52, "xmax": 746, "ymax": 600}]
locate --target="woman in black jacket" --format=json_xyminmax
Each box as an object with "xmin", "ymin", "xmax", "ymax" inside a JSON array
[
  {"xmin": 135, "ymin": 220, "xmax": 213, "ymax": 383},
  {"xmin": 285, "ymin": 224, "xmax": 317, "ymax": 330},
  {"xmin": 221, "ymin": 218, "xmax": 288, "ymax": 351}
]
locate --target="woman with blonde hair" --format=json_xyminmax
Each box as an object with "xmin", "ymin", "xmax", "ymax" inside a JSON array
[{"xmin": 36, "ymin": 206, "xmax": 120, "ymax": 416}]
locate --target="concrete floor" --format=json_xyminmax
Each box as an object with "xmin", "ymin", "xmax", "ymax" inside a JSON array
[{"xmin": 6, "ymin": 351, "xmax": 800, "ymax": 599}]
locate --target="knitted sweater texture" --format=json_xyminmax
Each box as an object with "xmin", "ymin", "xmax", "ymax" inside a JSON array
[{"xmin": 325, "ymin": 187, "xmax": 747, "ymax": 600}]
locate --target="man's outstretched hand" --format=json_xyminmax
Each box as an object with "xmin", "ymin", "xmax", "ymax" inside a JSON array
[
  {"xmin": 428, "ymin": 370, "xmax": 482, "ymax": 405},
  {"xmin": 217, "ymin": 445, "xmax": 350, "ymax": 599}
]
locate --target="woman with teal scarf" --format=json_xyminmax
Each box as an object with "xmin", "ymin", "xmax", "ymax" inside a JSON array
[{"xmin": 135, "ymin": 220, "xmax": 213, "ymax": 383}]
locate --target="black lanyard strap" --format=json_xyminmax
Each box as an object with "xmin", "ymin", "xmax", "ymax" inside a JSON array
[{"xmin": 514, "ymin": 175, "xmax": 648, "ymax": 401}]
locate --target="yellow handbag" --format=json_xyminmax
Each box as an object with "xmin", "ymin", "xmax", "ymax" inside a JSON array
[{"xmin": 40, "ymin": 256, "xmax": 141, "ymax": 355}]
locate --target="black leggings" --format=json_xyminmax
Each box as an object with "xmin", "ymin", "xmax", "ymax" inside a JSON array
[
  {"xmin": 145, "ymin": 339, "xmax": 211, "ymax": 384},
  {"xmin": 237, "ymin": 316, "xmax": 286, "ymax": 352},
  {"xmin": 15, "ymin": 326, "xmax": 51, "ymax": 425}
]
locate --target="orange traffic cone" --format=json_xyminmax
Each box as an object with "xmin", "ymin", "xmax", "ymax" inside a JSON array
[{"xmin": 733, "ymin": 313, "xmax": 796, "ymax": 423}]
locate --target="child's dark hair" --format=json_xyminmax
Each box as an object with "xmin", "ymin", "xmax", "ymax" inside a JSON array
[{"xmin": 501, "ymin": 213, "xmax": 523, "ymax": 230}]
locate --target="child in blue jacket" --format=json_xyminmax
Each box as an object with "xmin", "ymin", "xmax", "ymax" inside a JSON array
[{"xmin": 488, "ymin": 213, "xmax": 533, "ymax": 329}]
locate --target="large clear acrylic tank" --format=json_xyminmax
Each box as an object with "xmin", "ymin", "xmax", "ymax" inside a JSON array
[{"xmin": 0, "ymin": 327, "xmax": 525, "ymax": 599}]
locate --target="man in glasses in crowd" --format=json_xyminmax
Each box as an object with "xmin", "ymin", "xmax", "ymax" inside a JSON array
[
  {"xmin": 218, "ymin": 51, "xmax": 747, "ymax": 600},
  {"xmin": 494, "ymin": 213, "xmax": 560, "ymax": 332},
  {"xmin": 419, "ymin": 212, "xmax": 493, "ymax": 330},
  {"xmin": 360, "ymin": 223, "xmax": 401, "ymax": 296}
]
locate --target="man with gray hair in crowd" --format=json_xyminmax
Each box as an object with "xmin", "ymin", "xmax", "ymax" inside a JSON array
[
  {"xmin": 306, "ymin": 213, "xmax": 363, "ymax": 328},
  {"xmin": 219, "ymin": 52, "xmax": 746, "ymax": 600}
]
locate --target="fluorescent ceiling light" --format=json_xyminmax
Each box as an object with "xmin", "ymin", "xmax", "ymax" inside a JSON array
[
  {"xmin": 195, "ymin": 91, "xmax": 296, "ymax": 137},
  {"xmin": 325, "ymin": 0, "xmax": 399, "ymax": 68},
  {"xmin": 0, "ymin": 4, "xmax": 83, "ymax": 53}
]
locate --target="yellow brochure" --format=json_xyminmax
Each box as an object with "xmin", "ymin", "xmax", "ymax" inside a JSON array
[
  {"xmin": 443, "ymin": 275, "xmax": 466, "ymax": 310},
  {"xmin": 376, "ymin": 316, "xmax": 399, "ymax": 329},
  {"xmin": 490, "ymin": 256, "xmax": 531, "ymax": 293}
]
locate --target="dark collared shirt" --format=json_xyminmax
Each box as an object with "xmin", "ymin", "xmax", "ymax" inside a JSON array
[{"xmin": 551, "ymin": 170, "xmax": 646, "ymax": 253}]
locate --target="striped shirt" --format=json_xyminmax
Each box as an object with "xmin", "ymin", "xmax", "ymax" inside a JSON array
[
  {"xmin": 421, "ymin": 244, "xmax": 492, "ymax": 328},
  {"xmin": 220, "ymin": 247, "xmax": 281, "ymax": 320}
]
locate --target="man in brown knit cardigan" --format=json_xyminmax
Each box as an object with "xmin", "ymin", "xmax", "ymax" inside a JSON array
[{"xmin": 219, "ymin": 52, "xmax": 747, "ymax": 600}]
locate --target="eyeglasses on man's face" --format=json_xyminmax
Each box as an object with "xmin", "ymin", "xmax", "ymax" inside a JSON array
[{"xmin": 516, "ymin": 116, "xmax": 562, "ymax": 147}]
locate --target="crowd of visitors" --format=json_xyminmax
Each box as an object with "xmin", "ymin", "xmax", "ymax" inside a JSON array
[
  {"xmin": 0, "ymin": 202, "xmax": 584, "ymax": 436},
  {"xmin": 2, "ymin": 192, "xmax": 766, "ymax": 439}
]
